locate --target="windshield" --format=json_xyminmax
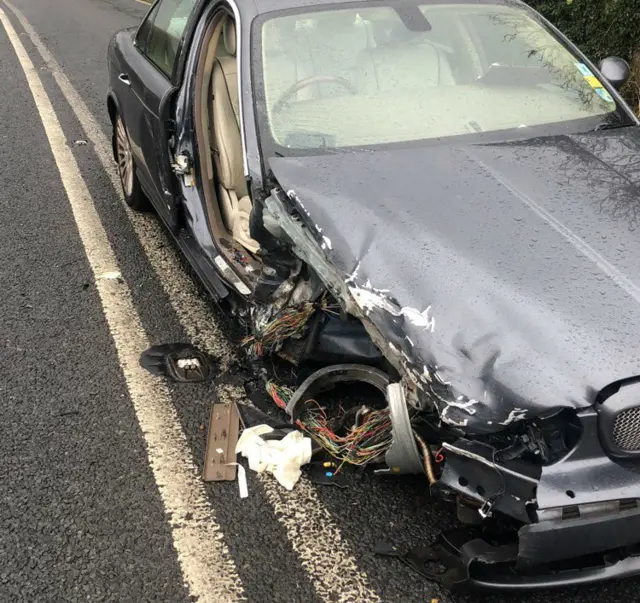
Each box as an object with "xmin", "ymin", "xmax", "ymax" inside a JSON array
[{"xmin": 254, "ymin": 2, "xmax": 626, "ymax": 152}]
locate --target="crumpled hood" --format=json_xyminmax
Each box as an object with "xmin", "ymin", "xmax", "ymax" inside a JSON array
[{"xmin": 268, "ymin": 127, "xmax": 640, "ymax": 433}]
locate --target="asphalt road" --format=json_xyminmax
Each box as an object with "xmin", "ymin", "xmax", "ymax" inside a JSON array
[{"xmin": 0, "ymin": 0, "xmax": 639, "ymax": 602}]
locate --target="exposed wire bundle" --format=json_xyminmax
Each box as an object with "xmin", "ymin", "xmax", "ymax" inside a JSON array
[
  {"xmin": 266, "ymin": 382, "xmax": 295, "ymax": 412},
  {"xmin": 302, "ymin": 402, "xmax": 392, "ymax": 468},
  {"xmin": 243, "ymin": 304, "xmax": 317, "ymax": 356},
  {"xmin": 265, "ymin": 381, "xmax": 393, "ymax": 469},
  {"xmin": 243, "ymin": 297, "xmax": 339, "ymax": 357}
]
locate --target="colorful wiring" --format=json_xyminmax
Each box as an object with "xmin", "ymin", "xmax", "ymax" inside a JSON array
[
  {"xmin": 266, "ymin": 382, "xmax": 295, "ymax": 412},
  {"xmin": 243, "ymin": 297, "xmax": 339, "ymax": 357},
  {"xmin": 266, "ymin": 381, "xmax": 393, "ymax": 469}
]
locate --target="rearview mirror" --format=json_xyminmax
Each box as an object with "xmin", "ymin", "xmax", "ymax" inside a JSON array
[{"xmin": 598, "ymin": 56, "xmax": 630, "ymax": 90}]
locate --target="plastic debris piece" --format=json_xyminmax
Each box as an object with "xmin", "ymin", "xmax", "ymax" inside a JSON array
[
  {"xmin": 236, "ymin": 425, "xmax": 312, "ymax": 490},
  {"xmin": 373, "ymin": 541, "xmax": 402, "ymax": 557},
  {"xmin": 307, "ymin": 463, "xmax": 348, "ymax": 488},
  {"xmin": 203, "ymin": 402, "xmax": 240, "ymax": 482},
  {"xmin": 374, "ymin": 541, "xmax": 444, "ymax": 582},
  {"xmin": 74, "ymin": 139, "xmax": 88, "ymax": 145},
  {"xmin": 236, "ymin": 401, "xmax": 292, "ymax": 431},
  {"xmin": 225, "ymin": 463, "xmax": 248, "ymax": 499},
  {"xmin": 139, "ymin": 343, "xmax": 217, "ymax": 383}
]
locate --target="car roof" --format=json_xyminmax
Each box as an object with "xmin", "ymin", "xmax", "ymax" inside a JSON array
[{"xmin": 239, "ymin": 0, "xmax": 521, "ymax": 19}]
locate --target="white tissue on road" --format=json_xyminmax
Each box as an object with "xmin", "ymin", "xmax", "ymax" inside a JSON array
[{"xmin": 235, "ymin": 425, "xmax": 312, "ymax": 491}]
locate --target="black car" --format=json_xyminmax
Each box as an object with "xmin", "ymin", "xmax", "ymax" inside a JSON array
[{"xmin": 107, "ymin": 0, "xmax": 640, "ymax": 592}]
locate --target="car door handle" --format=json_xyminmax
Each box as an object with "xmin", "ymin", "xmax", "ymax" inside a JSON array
[{"xmin": 118, "ymin": 73, "xmax": 131, "ymax": 86}]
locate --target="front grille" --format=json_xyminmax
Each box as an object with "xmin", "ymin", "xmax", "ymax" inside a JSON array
[{"xmin": 613, "ymin": 407, "xmax": 640, "ymax": 451}]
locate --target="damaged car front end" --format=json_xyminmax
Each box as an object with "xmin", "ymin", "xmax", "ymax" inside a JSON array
[
  {"xmin": 263, "ymin": 166, "xmax": 640, "ymax": 583},
  {"xmin": 143, "ymin": 0, "xmax": 640, "ymax": 592},
  {"xmin": 224, "ymin": 0, "xmax": 640, "ymax": 589},
  {"xmin": 256, "ymin": 180, "xmax": 640, "ymax": 591}
]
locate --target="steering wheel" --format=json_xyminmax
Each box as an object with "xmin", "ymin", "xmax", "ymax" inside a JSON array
[{"xmin": 272, "ymin": 75, "xmax": 358, "ymax": 114}]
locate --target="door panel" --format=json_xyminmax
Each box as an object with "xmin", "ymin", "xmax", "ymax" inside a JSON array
[
  {"xmin": 127, "ymin": 46, "xmax": 173, "ymax": 211},
  {"xmin": 116, "ymin": 0, "xmax": 197, "ymax": 227},
  {"xmin": 112, "ymin": 32, "xmax": 145, "ymax": 172}
]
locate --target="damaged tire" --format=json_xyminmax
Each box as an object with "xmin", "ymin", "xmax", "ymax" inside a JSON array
[{"xmin": 114, "ymin": 113, "xmax": 149, "ymax": 211}]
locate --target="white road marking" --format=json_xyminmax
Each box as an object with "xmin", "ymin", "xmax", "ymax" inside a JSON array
[
  {"xmin": 4, "ymin": 3, "xmax": 383, "ymax": 600},
  {"xmin": 0, "ymin": 8, "xmax": 245, "ymax": 603},
  {"xmin": 2, "ymin": 0, "xmax": 236, "ymax": 366}
]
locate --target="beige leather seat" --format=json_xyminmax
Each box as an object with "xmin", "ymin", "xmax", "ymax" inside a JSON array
[{"xmin": 211, "ymin": 18, "xmax": 259, "ymax": 253}]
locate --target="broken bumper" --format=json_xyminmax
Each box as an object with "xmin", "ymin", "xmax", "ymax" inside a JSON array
[
  {"xmin": 437, "ymin": 408, "xmax": 640, "ymax": 591},
  {"xmin": 439, "ymin": 508, "xmax": 640, "ymax": 591}
]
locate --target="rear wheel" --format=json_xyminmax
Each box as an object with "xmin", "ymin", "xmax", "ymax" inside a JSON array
[{"xmin": 115, "ymin": 113, "xmax": 149, "ymax": 211}]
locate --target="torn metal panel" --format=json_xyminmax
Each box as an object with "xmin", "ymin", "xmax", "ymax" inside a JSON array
[
  {"xmin": 439, "ymin": 439, "xmax": 539, "ymax": 524},
  {"xmin": 265, "ymin": 189, "xmax": 481, "ymax": 430},
  {"xmin": 262, "ymin": 192, "xmax": 441, "ymax": 426},
  {"xmin": 264, "ymin": 190, "xmax": 424, "ymax": 384}
]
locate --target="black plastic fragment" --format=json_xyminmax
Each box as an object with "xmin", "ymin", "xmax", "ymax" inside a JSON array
[
  {"xmin": 139, "ymin": 343, "xmax": 217, "ymax": 383},
  {"xmin": 236, "ymin": 401, "xmax": 292, "ymax": 431},
  {"xmin": 373, "ymin": 541, "xmax": 403, "ymax": 558},
  {"xmin": 374, "ymin": 541, "xmax": 445, "ymax": 582},
  {"xmin": 307, "ymin": 463, "xmax": 348, "ymax": 488},
  {"xmin": 248, "ymin": 387, "xmax": 281, "ymax": 416}
]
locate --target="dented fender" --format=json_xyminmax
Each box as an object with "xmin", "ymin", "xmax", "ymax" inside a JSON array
[{"xmin": 263, "ymin": 188, "xmax": 543, "ymax": 434}]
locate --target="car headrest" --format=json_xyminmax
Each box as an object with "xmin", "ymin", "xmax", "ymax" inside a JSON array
[{"xmin": 223, "ymin": 18, "xmax": 236, "ymax": 57}]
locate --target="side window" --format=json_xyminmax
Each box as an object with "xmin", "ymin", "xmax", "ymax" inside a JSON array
[
  {"xmin": 135, "ymin": 3, "xmax": 159, "ymax": 53},
  {"xmin": 145, "ymin": 0, "xmax": 198, "ymax": 77}
]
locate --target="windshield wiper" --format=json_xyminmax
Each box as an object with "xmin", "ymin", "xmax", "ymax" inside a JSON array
[{"xmin": 594, "ymin": 121, "xmax": 632, "ymax": 131}]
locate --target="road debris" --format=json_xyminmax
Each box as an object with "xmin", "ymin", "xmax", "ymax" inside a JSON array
[
  {"xmin": 224, "ymin": 462, "xmax": 249, "ymax": 498},
  {"xmin": 236, "ymin": 425, "xmax": 312, "ymax": 490},
  {"xmin": 139, "ymin": 342, "xmax": 216, "ymax": 383},
  {"xmin": 203, "ymin": 402, "xmax": 240, "ymax": 482},
  {"xmin": 307, "ymin": 462, "xmax": 348, "ymax": 488},
  {"xmin": 373, "ymin": 541, "xmax": 444, "ymax": 582},
  {"xmin": 73, "ymin": 139, "xmax": 87, "ymax": 145}
]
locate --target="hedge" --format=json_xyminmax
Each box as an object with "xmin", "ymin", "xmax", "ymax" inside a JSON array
[{"xmin": 528, "ymin": 0, "xmax": 640, "ymax": 113}]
